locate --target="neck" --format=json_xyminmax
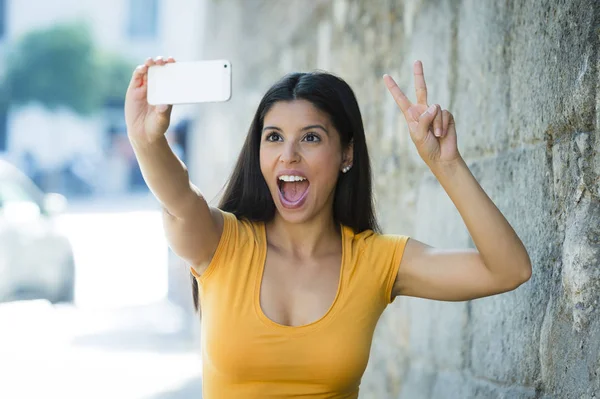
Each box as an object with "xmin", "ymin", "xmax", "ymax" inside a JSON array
[{"xmin": 266, "ymin": 210, "xmax": 340, "ymax": 258}]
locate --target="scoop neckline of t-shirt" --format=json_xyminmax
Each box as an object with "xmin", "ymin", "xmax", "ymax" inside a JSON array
[{"xmin": 253, "ymin": 221, "xmax": 348, "ymax": 333}]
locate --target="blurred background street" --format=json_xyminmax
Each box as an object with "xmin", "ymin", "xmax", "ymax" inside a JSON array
[
  {"xmin": 0, "ymin": 1, "xmax": 205, "ymax": 397},
  {"xmin": 0, "ymin": 193, "xmax": 203, "ymax": 399}
]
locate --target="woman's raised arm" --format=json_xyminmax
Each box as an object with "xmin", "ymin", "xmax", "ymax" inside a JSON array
[
  {"xmin": 384, "ymin": 61, "xmax": 531, "ymax": 301},
  {"xmin": 124, "ymin": 56, "xmax": 222, "ymax": 273}
]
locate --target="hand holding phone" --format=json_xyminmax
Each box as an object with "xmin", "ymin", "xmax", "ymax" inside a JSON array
[
  {"xmin": 125, "ymin": 57, "xmax": 232, "ymax": 146},
  {"xmin": 125, "ymin": 56, "xmax": 175, "ymax": 145},
  {"xmin": 147, "ymin": 60, "xmax": 232, "ymax": 105}
]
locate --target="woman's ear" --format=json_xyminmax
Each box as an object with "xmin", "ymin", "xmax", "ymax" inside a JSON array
[{"xmin": 342, "ymin": 138, "xmax": 354, "ymax": 169}]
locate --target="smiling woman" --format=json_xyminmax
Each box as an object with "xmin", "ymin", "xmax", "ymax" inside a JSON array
[
  {"xmin": 217, "ymin": 71, "xmax": 376, "ymax": 232},
  {"xmin": 124, "ymin": 57, "xmax": 532, "ymax": 398}
]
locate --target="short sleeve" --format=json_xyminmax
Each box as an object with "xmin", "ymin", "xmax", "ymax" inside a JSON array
[
  {"xmin": 189, "ymin": 209, "xmax": 238, "ymax": 283},
  {"xmin": 358, "ymin": 232, "xmax": 410, "ymax": 305},
  {"xmin": 383, "ymin": 235, "xmax": 410, "ymax": 304}
]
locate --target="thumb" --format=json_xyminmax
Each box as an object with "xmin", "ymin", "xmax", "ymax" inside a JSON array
[
  {"xmin": 155, "ymin": 104, "xmax": 172, "ymax": 114},
  {"xmin": 153, "ymin": 104, "xmax": 173, "ymax": 130},
  {"xmin": 414, "ymin": 104, "xmax": 437, "ymax": 143},
  {"xmin": 154, "ymin": 104, "xmax": 173, "ymax": 122}
]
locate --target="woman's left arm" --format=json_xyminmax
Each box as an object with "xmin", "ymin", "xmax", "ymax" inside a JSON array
[
  {"xmin": 395, "ymin": 156, "xmax": 532, "ymax": 301},
  {"xmin": 384, "ymin": 61, "xmax": 532, "ymax": 301}
]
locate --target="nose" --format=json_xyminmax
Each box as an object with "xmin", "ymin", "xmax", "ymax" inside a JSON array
[{"xmin": 280, "ymin": 141, "xmax": 300, "ymax": 164}]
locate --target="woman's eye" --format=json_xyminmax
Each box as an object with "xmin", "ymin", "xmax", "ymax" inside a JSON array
[
  {"xmin": 266, "ymin": 132, "xmax": 282, "ymax": 142},
  {"xmin": 304, "ymin": 133, "xmax": 321, "ymax": 142}
]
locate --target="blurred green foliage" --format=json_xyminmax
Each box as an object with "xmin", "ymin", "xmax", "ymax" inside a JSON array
[
  {"xmin": 97, "ymin": 51, "xmax": 136, "ymax": 108},
  {"xmin": 4, "ymin": 22, "xmax": 133, "ymax": 115}
]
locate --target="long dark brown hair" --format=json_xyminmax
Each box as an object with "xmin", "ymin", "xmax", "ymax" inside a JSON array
[{"xmin": 192, "ymin": 71, "xmax": 380, "ymax": 312}]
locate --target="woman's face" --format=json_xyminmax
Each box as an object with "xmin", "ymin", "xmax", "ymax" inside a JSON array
[{"xmin": 260, "ymin": 99, "xmax": 352, "ymax": 224}]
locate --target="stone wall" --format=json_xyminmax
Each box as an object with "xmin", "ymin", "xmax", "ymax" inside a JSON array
[{"xmin": 188, "ymin": 0, "xmax": 600, "ymax": 397}]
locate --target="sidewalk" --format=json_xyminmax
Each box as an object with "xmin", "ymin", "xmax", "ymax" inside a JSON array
[{"xmin": 0, "ymin": 299, "xmax": 203, "ymax": 399}]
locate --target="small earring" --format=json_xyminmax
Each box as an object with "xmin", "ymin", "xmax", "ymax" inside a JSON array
[{"xmin": 342, "ymin": 165, "xmax": 352, "ymax": 173}]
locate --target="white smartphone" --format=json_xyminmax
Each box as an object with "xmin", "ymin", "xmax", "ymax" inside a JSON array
[{"xmin": 147, "ymin": 59, "xmax": 232, "ymax": 105}]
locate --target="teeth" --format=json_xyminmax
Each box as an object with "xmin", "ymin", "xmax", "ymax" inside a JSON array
[{"xmin": 278, "ymin": 175, "xmax": 307, "ymax": 182}]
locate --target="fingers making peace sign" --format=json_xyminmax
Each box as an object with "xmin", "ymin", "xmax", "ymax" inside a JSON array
[{"xmin": 384, "ymin": 61, "xmax": 460, "ymax": 168}]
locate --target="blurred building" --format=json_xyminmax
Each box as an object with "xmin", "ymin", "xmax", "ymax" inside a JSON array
[
  {"xmin": 0, "ymin": 0, "xmax": 209, "ymax": 333},
  {"xmin": 0, "ymin": 0, "xmax": 204, "ymax": 196}
]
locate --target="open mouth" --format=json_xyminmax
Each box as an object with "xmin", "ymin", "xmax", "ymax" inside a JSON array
[{"xmin": 277, "ymin": 176, "xmax": 310, "ymax": 208}]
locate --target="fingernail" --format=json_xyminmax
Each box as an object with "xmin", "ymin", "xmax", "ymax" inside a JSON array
[
  {"xmin": 435, "ymin": 128, "xmax": 441, "ymax": 137},
  {"xmin": 427, "ymin": 104, "xmax": 436, "ymax": 115}
]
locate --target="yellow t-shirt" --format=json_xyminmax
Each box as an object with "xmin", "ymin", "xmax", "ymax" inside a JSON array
[{"xmin": 191, "ymin": 210, "xmax": 409, "ymax": 398}]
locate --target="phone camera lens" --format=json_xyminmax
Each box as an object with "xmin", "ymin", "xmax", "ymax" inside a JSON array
[{"xmin": 224, "ymin": 64, "xmax": 228, "ymax": 68}]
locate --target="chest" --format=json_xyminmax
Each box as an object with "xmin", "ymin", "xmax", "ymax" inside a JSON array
[
  {"xmin": 259, "ymin": 247, "xmax": 342, "ymax": 328},
  {"xmin": 197, "ymin": 223, "xmax": 391, "ymax": 395},
  {"xmin": 202, "ymin": 297, "xmax": 376, "ymax": 395},
  {"xmin": 200, "ymin": 249, "xmax": 379, "ymax": 391}
]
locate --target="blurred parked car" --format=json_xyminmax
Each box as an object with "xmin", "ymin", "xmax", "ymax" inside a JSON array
[{"xmin": 0, "ymin": 159, "xmax": 75, "ymax": 303}]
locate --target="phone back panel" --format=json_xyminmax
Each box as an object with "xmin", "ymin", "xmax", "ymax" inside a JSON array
[{"xmin": 147, "ymin": 60, "xmax": 232, "ymax": 105}]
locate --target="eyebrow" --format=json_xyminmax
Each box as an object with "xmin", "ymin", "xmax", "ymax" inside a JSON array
[{"xmin": 262, "ymin": 124, "xmax": 329, "ymax": 135}]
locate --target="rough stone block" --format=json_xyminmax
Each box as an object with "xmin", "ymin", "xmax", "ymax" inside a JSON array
[
  {"xmin": 397, "ymin": 365, "xmax": 436, "ymax": 399},
  {"xmin": 507, "ymin": 1, "xmax": 597, "ymax": 144},
  {"xmin": 467, "ymin": 145, "xmax": 557, "ymax": 385},
  {"xmin": 462, "ymin": 376, "xmax": 538, "ymax": 399},
  {"xmin": 453, "ymin": 0, "xmax": 512, "ymax": 157},
  {"xmin": 538, "ymin": 192, "xmax": 600, "ymax": 397}
]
